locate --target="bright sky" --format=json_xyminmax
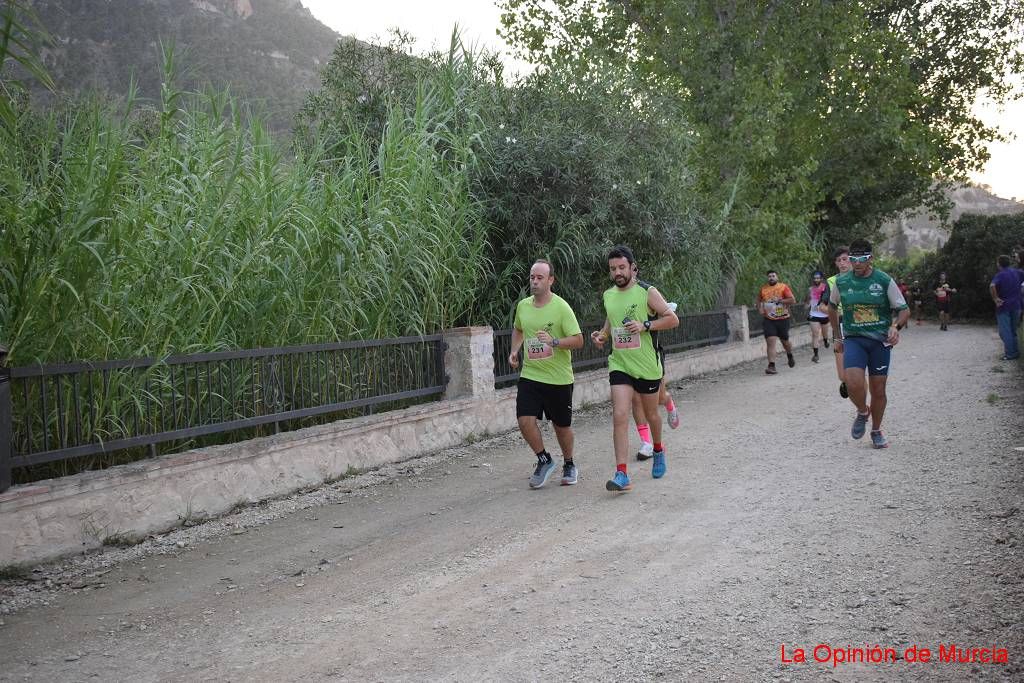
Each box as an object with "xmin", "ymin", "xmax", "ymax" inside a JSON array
[{"xmin": 301, "ymin": 1, "xmax": 1024, "ymax": 202}]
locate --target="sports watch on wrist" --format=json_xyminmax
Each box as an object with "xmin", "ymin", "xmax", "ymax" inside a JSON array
[
  {"xmin": 551, "ymin": 337, "xmax": 560, "ymax": 347},
  {"xmin": 643, "ymin": 320, "xmax": 652, "ymax": 331}
]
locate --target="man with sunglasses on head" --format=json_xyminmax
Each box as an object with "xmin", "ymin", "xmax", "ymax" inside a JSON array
[{"xmin": 828, "ymin": 239, "xmax": 910, "ymax": 449}]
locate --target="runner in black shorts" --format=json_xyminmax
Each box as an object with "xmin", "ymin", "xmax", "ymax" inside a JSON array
[
  {"xmin": 509, "ymin": 259, "xmax": 585, "ymax": 489},
  {"xmin": 516, "ymin": 379, "xmax": 573, "ymax": 426},
  {"xmin": 762, "ymin": 316, "xmax": 791, "ymax": 341},
  {"xmin": 757, "ymin": 270, "xmax": 797, "ymax": 374}
]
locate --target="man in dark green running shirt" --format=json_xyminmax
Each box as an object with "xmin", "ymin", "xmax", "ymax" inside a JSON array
[
  {"xmin": 591, "ymin": 246, "xmax": 679, "ymax": 492},
  {"xmin": 509, "ymin": 259, "xmax": 585, "ymax": 488},
  {"xmin": 828, "ymin": 239, "xmax": 910, "ymax": 449}
]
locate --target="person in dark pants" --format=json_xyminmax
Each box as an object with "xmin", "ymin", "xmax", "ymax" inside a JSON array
[
  {"xmin": 990, "ymin": 254, "xmax": 1024, "ymax": 360},
  {"xmin": 934, "ymin": 272, "xmax": 957, "ymax": 330}
]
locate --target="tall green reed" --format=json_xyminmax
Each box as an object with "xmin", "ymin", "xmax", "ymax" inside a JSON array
[{"xmin": 1, "ymin": 56, "xmax": 488, "ymax": 367}]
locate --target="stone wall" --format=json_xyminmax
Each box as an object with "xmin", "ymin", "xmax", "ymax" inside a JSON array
[{"xmin": 0, "ymin": 308, "xmax": 811, "ymax": 567}]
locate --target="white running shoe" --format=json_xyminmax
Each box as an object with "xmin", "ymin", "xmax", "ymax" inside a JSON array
[
  {"xmin": 667, "ymin": 409, "xmax": 680, "ymax": 430},
  {"xmin": 637, "ymin": 442, "xmax": 654, "ymax": 461}
]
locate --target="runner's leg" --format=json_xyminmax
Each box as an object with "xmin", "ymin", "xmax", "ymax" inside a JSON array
[
  {"xmin": 553, "ymin": 424, "xmax": 574, "ymax": 462},
  {"xmin": 868, "ymin": 376, "xmax": 888, "ymax": 431},
  {"xmin": 517, "ymin": 416, "xmax": 544, "ymax": 454},
  {"xmin": 611, "ymin": 384, "xmax": 635, "ymax": 467}
]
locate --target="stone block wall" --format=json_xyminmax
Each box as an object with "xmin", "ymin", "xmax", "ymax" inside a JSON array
[{"xmin": 0, "ymin": 311, "xmax": 809, "ymax": 566}]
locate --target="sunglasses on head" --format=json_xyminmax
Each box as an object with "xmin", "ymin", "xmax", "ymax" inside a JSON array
[{"xmin": 849, "ymin": 253, "xmax": 871, "ymax": 263}]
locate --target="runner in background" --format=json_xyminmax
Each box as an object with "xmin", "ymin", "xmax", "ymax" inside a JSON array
[
  {"xmin": 824, "ymin": 246, "xmax": 852, "ymax": 397},
  {"xmin": 934, "ymin": 272, "xmax": 957, "ymax": 331},
  {"xmin": 757, "ymin": 270, "xmax": 796, "ymax": 375},
  {"xmin": 634, "ymin": 301, "xmax": 681, "ymax": 461},
  {"xmin": 806, "ymin": 271, "xmax": 830, "ymax": 363},
  {"xmin": 910, "ymin": 280, "xmax": 925, "ymax": 325}
]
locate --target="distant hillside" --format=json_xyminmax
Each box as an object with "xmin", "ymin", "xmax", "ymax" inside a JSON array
[
  {"xmin": 25, "ymin": 0, "xmax": 342, "ymax": 131},
  {"xmin": 881, "ymin": 185, "xmax": 1024, "ymax": 256}
]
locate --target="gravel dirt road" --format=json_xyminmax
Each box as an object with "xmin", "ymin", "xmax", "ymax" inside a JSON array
[{"xmin": 1, "ymin": 323, "xmax": 1022, "ymax": 682}]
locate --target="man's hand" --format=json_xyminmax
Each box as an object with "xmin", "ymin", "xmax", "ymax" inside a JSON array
[
  {"xmin": 624, "ymin": 320, "xmax": 644, "ymax": 334},
  {"xmin": 508, "ymin": 351, "xmax": 519, "ymax": 369},
  {"xmin": 886, "ymin": 325, "xmax": 900, "ymax": 346},
  {"xmin": 591, "ymin": 330, "xmax": 606, "ymax": 348},
  {"xmin": 994, "ymin": 296, "xmax": 1004, "ymax": 308},
  {"xmin": 536, "ymin": 329, "xmax": 553, "ymax": 344},
  {"xmin": 833, "ymin": 338, "xmax": 844, "ymax": 354}
]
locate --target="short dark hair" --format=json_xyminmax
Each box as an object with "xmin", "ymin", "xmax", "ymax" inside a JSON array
[
  {"xmin": 766, "ymin": 270, "xmax": 777, "ymax": 276},
  {"xmin": 832, "ymin": 245, "xmax": 849, "ymax": 259},
  {"xmin": 607, "ymin": 245, "xmax": 635, "ymax": 265},
  {"xmin": 533, "ymin": 258, "xmax": 554, "ymax": 277},
  {"xmin": 849, "ymin": 239, "xmax": 872, "ymax": 255},
  {"xmin": 997, "ymin": 254, "xmax": 1012, "ymax": 268}
]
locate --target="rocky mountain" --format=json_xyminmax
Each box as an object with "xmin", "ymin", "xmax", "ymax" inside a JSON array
[
  {"xmin": 881, "ymin": 185, "xmax": 1024, "ymax": 256},
  {"xmin": 24, "ymin": 0, "xmax": 342, "ymax": 130}
]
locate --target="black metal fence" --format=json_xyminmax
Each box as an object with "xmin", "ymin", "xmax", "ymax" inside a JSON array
[
  {"xmin": 494, "ymin": 311, "xmax": 730, "ymax": 388},
  {"xmin": 0, "ymin": 336, "xmax": 447, "ymax": 491}
]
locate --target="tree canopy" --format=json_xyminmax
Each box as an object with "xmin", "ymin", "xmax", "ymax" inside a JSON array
[{"xmin": 500, "ymin": 0, "xmax": 1024, "ymax": 302}]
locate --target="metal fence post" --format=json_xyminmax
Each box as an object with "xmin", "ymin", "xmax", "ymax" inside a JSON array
[{"xmin": 1, "ymin": 344, "xmax": 12, "ymax": 492}]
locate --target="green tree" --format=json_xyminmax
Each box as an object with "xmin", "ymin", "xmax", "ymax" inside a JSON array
[
  {"xmin": 911, "ymin": 212, "xmax": 1024, "ymax": 317},
  {"xmin": 499, "ymin": 0, "xmax": 1024, "ymax": 303}
]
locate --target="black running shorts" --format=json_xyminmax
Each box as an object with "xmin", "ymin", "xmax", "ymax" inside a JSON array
[
  {"xmin": 516, "ymin": 377, "xmax": 574, "ymax": 427},
  {"xmin": 609, "ymin": 370, "xmax": 661, "ymax": 394},
  {"xmin": 762, "ymin": 317, "xmax": 791, "ymax": 340}
]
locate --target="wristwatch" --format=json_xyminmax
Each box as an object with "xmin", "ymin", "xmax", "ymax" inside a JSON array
[
  {"xmin": 643, "ymin": 320, "xmax": 652, "ymax": 331},
  {"xmin": 551, "ymin": 337, "xmax": 560, "ymax": 347}
]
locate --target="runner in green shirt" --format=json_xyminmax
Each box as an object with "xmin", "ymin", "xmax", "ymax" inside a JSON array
[
  {"xmin": 828, "ymin": 239, "xmax": 909, "ymax": 449},
  {"xmin": 509, "ymin": 259, "xmax": 584, "ymax": 488},
  {"xmin": 591, "ymin": 246, "xmax": 678, "ymax": 492},
  {"xmin": 823, "ymin": 246, "xmax": 852, "ymax": 398}
]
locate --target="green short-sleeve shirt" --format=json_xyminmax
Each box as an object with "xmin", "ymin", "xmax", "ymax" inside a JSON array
[
  {"xmin": 602, "ymin": 283, "xmax": 663, "ymax": 381},
  {"xmin": 514, "ymin": 294, "xmax": 582, "ymax": 385}
]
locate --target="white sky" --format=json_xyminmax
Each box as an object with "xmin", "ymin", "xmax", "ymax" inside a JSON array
[{"xmin": 301, "ymin": 0, "xmax": 1024, "ymax": 202}]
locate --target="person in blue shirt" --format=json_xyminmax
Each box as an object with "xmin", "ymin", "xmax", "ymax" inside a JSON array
[{"xmin": 989, "ymin": 254, "xmax": 1024, "ymax": 360}]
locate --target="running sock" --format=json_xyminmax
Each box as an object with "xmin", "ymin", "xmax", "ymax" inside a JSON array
[
  {"xmin": 653, "ymin": 442, "xmax": 663, "ymax": 453},
  {"xmin": 664, "ymin": 398, "xmax": 676, "ymax": 413},
  {"xmin": 536, "ymin": 450, "xmax": 552, "ymax": 463},
  {"xmin": 564, "ymin": 458, "xmax": 573, "ymax": 465},
  {"xmin": 616, "ymin": 463, "xmax": 628, "ymax": 475},
  {"xmin": 636, "ymin": 423, "xmax": 652, "ymax": 444}
]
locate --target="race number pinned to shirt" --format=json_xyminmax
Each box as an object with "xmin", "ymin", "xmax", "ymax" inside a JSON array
[
  {"xmin": 526, "ymin": 337, "xmax": 553, "ymax": 360},
  {"xmin": 612, "ymin": 326, "xmax": 641, "ymax": 350},
  {"xmin": 852, "ymin": 305, "xmax": 880, "ymax": 324},
  {"xmin": 765, "ymin": 302, "xmax": 786, "ymax": 319}
]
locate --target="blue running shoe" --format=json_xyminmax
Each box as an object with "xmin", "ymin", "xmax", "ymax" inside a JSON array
[
  {"xmin": 851, "ymin": 411, "xmax": 870, "ymax": 440},
  {"xmin": 870, "ymin": 430, "xmax": 889, "ymax": 449},
  {"xmin": 529, "ymin": 455, "xmax": 556, "ymax": 489},
  {"xmin": 652, "ymin": 450, "xmax": 666, "ymax": 478},
  {"xmin": 605, "ymin": 471, "xmax": 632, "ymax": 492}
]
